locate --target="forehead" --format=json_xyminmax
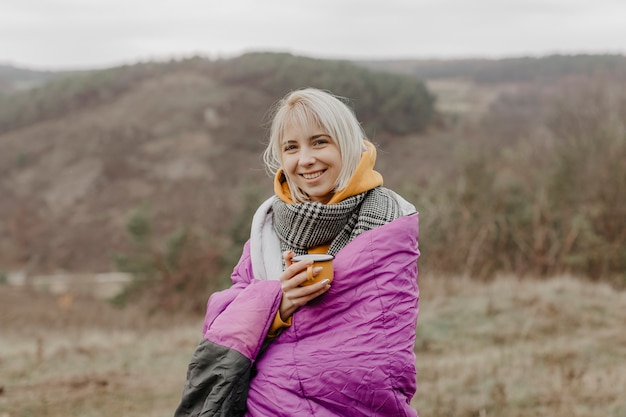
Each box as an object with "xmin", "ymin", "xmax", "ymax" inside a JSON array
[{"xmin": 281, "ymin": 118, "xmax": 328, "ymax": 142}]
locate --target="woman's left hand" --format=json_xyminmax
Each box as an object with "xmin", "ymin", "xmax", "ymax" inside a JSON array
[{"xmin": 277, "ymin": 251, "xmax": 331, "ymax": 321}]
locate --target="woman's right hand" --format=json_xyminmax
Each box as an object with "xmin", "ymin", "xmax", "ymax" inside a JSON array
[{"xmin": 278, "ymin": 251, "xmax": 331, "ymax": 321}]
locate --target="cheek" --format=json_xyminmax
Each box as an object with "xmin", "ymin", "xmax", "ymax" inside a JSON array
[
  {"xmin": 329, "ymin": 154, "xmax": 343, "ymax": 174},
  {"xmin": 281, "ymin": 155, "xmax": 298, "ymax": 175}
]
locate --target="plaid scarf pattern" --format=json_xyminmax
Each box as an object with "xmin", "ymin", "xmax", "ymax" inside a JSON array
[{"xmin": 272, "ymin": 187, "xmax": 401, "ymax": 256}]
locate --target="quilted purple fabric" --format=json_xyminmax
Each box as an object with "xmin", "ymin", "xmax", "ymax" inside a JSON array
[{"xmin": 202, "ymin": 213, "xmax": 420, "ymax": 417}]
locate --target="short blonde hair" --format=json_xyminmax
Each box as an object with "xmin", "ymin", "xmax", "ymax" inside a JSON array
[{"xmin": 263, "ymin": 88, "xmax": 368, "ymax": 203}]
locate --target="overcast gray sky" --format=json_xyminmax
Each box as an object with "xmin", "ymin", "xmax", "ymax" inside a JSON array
[{"xmin": 1, "ymin": 0, "xmax": 625, "ymax": 70}]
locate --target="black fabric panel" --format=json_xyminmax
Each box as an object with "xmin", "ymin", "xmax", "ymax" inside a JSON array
[{"xmin": 174, "ymin": 339, "xmax": 252, "ymax": 417}]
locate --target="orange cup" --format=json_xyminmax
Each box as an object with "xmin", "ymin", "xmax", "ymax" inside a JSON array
[{"xmin": 291, "ymin": 254, "xmax": 334, "ymax": 286}]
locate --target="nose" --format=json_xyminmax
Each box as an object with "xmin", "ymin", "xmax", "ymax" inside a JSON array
[{"xmin": 298, "ymin": 147, "xmax": 316, "ymax": 166}]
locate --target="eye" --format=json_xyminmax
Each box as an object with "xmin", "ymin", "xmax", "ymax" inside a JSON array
[
  {"xmin": 283, "ymin": 144, "xmax": 297, "ymax": 152},
  {"xmin": 313, "ymin": 137, "xmax": 330, "ymax": 146}
]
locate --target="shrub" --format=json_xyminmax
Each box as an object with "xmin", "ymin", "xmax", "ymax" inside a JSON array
[
  {"xmin": 112, "ymin": 206, "xmax": 226, "ymax": 315},
  {"xmin": 409, "ymin": 75, "xmax": 626, "ymax": 286}
]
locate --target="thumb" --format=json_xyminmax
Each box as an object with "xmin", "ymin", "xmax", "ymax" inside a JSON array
[{"xmin": 283, "ymin": 250, "xmax": 295, "ymax": 267}]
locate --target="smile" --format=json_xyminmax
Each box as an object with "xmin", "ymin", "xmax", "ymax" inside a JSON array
[{"xmin": 301, "ymin": 171, "xmax": 324, "ymax": 180}]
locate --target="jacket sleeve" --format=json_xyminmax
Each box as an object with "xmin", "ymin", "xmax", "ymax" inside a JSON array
[
  {"xmin": 266, "ymin": 311, "xmax": 292, "ymax": 339},
  {"xmin": 201, "ymin": 241, "xmax": 253, "ymax": 334},
  {"xmin": 174, "ymin": 242, "xmax": 283, "ymax": 417},
  {"xmin": 173, "ymin": 338, "xmax": 252, "ymax": 417}
]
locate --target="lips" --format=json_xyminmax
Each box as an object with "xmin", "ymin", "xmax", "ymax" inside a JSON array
[{"xmin": 301, "ymin": 170, "xmax": 324, "ymax": 180}]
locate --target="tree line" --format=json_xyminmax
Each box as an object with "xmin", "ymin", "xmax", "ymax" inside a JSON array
[
  {"xmin": 0, "ymin": 53, "xmax": 435, "ymax": 138},
  {"xmin": 360, "ymin": 54, "xmax": 626, "ymax": 84},
  {"xmin": 409, "ymin": 73, "xmax": 625, "ymax": 285}
]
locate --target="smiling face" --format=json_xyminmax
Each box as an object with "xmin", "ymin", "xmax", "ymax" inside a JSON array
[{"xmin": 281, "ymin": 121, "xmax": 342, "ymax": 204}]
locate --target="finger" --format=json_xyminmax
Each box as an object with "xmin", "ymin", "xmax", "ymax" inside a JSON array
[
  {"xmin": 279, "ymin": 258, "xmax": 306, "ymax": 283},
  {"xmin": 291, "ymin": 280, "xmax": 331, "ymax": 304},
  {"xmin": 283, "ymin": 250, "xmax": 295, "ymax": 267},
  {"xmin": 280, "ymin": 259, "xmax": 314, "ymax": 283},
  {"xmin": 283, "ymin": 275, "xmax": 328, "ymax": 299},
  {"xmin": 303, "ymin": 278, "xmax": 331, "ymax": 292},
  {"xmin": 296, "ymin": 266, "xmax": 324, "ymax": 287},
  {"xmin": 281, "ymin": 267, "xmax": 319, "ymax": 292}
]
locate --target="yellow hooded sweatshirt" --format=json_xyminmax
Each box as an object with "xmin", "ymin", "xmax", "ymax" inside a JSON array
[{"xmin": 267, "ymin": 141, "xmax": 383, "ymax": 337}]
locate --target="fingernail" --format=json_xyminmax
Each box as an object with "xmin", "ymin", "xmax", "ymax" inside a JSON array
[
  {"xmin": 320, "ymin": 279, "xmax": 330, "ymax": 285},
  {"xmin": 313, "ymin": 267, "xmax": 323, "ymax": 274}
]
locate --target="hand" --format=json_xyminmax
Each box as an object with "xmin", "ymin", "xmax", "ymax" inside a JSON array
[{"xmin": 278, "ymin": 251, "xmax": 331, "ymax": 321}]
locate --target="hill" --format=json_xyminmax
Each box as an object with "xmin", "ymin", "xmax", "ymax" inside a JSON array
[
  {"xmin": 0, "ymin": 53, "xmax": 435, "ymax": 275},
  {"xmin": 0, "ymin": 63, "xmax": 65, "ymax": 94},
  {"xmin": 357, "ymin": 54, "xmax": 626, "ymax": 83},
  {"xmin": 1, "ymin": 52, "xmax": 624, "ymax": 290}
]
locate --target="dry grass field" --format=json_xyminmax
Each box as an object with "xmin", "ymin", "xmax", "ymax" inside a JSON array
[{"xmin": 1, "ymin": 275, "xmax": 625, "ymax": 417}]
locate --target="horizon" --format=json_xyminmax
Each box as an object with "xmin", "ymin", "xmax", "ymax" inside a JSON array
[{"xmin": 3, "ymin": 50, "xmax": 626, "ymax": 73}]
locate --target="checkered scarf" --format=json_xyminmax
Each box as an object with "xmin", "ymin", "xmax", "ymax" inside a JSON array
[{"xmin": 272, "ymin": 187, "xmax": 401, "ymax": 256}]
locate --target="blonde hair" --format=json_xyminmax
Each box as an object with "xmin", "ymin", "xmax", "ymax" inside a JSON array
[{"xmin": 263, "ymin": 88, "xmax": 368, "ymax": 203}]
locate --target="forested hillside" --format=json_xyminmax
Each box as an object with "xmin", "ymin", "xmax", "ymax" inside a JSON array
[
  {"xmin": 0, "ymin": 53, "xmax": 434, "ymax": 137},
  {"xmin": 0, "ymin": 53, "xmax": 434, "ymax": 291},
  {"xmin": 0, "ymin": 64, "xmax": 64, "ymax": 94},
  {"xmin": 358, "ymin": 54, "xmax": 626, "ymax": 83},
  {"xmin": 1, "ymin": 53, "xmax": 624, "ymax": 312}
]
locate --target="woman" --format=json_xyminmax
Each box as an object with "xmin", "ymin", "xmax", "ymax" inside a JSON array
[{"xmin": 175, "ymin": 88, "xmax": 420, "ymax": 417}]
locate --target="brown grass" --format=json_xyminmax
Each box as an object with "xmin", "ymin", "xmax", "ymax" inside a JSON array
[
  {"xmin": 412, "ymin": 275, "xmax": 626, "ymax": 417},
  {"xmin": 1, "ymin": 275, "xmax": 625, "ymax": 417}
]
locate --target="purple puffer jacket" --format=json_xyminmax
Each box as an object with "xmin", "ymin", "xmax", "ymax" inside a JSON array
[{"xmin": 178, "ymin": 213, "xmax": 419, "ymax": 417}]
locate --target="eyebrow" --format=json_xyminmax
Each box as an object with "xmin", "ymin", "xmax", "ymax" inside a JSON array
[{"xmin": 282, "ymin": 133, "xmax": 330, "ymax": 145}]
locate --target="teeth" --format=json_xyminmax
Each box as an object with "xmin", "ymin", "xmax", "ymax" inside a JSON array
[{"xmin": 302, "ymin": 171, "xmax": 322, "ymax": 179}]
